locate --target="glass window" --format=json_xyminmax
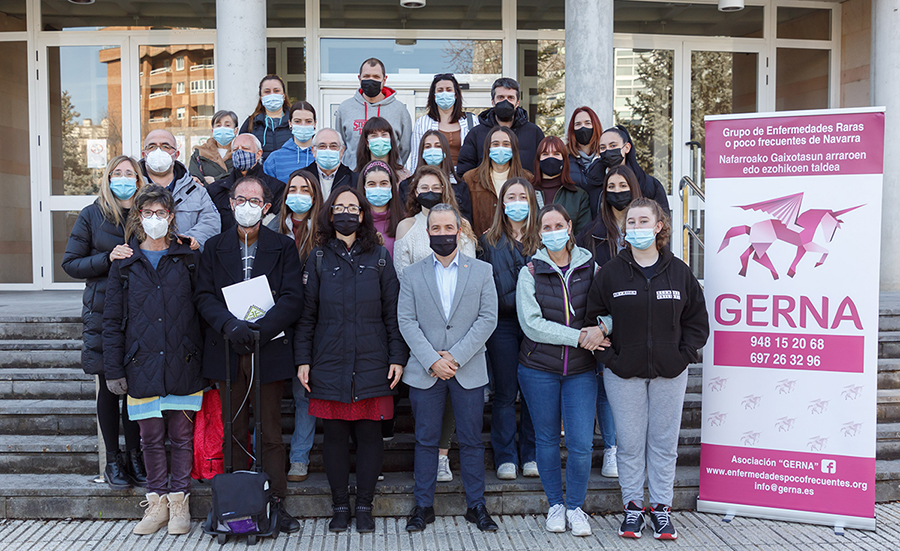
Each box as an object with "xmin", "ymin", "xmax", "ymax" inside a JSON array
[
  {"xmin": 175, "ymin": 57, "xmax": 185, "ymax": 71},
  {"xmin": 176, "ymin": 81, "xmax": 185, "ymax": 94},
  {"xmin": 48, "ymin": 46, "xmax": 123, "ymax": 197},
  {"xmin": 777, "ymin": 7, "xmax": 831, "ymax": 41},
  {"xmin": 517, "ymin": 40, "xmax": 565, "ymax": 137},
  {"xmin": 321, "ymin": 38, "xmax": 502, "ymax": 76},
  {"xmin": 776, "ymin": 48, "xmax": 830, "ymax": 111},
  {"xmin": 319, "ymin": 0, "xmax": 501, "ymax": 30},
  {"xmin": 0, "ymin": 42, "xmax": 32, "ymax": 283},
  {"xmin": 52, "ymin": 211, "xmax": 80, "ymax": 283},
  {"xmin": 614, "ymin": 1, "xmax": 764, "ymax": 38},
  {"xmin": 267, "ymin": 39, "xmax": 307, "ymax": 103},
  {"xmin": 0, "ymin": 1, "xmax": 26, "ymax": 31},
  {"xmin": 518, "ymin": 0, "xmax": 564, "ymax": 30},
  {"xmin": 268, "ymin": 0, "xmax": 305, "ymax": 27},
  {"xmin": 176, "ymin": 107, "xmax": 185, "ymax": 120},
  {"xmin": 41, "ymin": 0, "xmax": 215, "ymax": 31}
]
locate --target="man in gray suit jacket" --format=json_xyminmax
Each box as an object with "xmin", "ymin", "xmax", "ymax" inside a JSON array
[{"xmin": 398, "ymin": 204, "xmax": 499, "ymax": 533}]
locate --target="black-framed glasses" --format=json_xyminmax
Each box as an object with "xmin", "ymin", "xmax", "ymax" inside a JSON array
[
  {"xmin": 233, "ymin": 196, "xmax": 265, "ymax": 207},
  {"xmin": 141, "ymin": 208, "xmax": 170, "ymax": 219},
  {"xmin": 332, "ymin": 205, "xmax": 361, "ymax": 215}
]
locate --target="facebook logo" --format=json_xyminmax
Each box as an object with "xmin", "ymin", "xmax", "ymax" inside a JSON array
[{"xmin": 821, "ymin": 459, "xmax": 837, "ymax": 474}]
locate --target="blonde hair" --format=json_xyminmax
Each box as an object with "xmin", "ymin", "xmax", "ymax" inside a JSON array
[{"xmin": 98, "ymin": 156, "xmax": 147, "ymax": 227}]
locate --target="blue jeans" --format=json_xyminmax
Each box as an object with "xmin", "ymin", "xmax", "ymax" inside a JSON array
[
  {"xmin": 596, "ymin": 365, "xmax": 616, "ymax": 449},
  {"xmin": 486, "ymin": 317, "xmax": 536, "ymax": 467},
  {"xmin": 290, "ymin": 375, "xmax": 316, "ymax": 465},
  {"xmin": 518, "ymin": 365, "xmax": 597, "ymax": 510}
]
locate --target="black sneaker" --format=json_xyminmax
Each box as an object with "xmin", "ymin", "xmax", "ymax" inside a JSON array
[
  {"xmin": 646, "ymin": 504, "xmax": 677, "ymax": 540},
  {"xmin": 618, "ymin": 501, "xmax": 644, "ymax": 538}
]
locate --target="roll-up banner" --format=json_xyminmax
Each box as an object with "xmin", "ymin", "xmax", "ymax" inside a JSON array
[{"xmin": 698, "ymin": 107, "xmax": 884, "ymax": 531}]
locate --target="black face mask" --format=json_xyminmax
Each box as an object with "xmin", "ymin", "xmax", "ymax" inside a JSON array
[
  {"xmin": 429, "ymin": 234, "xmax": 458, "ymax": 257},
  {"xmin": 360, "ymin": 79, "xmax": 382, "ymax": 98},
  {"xmin": 606, "ymin": 190, "xmax": 632, "ymax": 211},
  {"xmin": 574, "ymin": 126, "xmax": 593, "ymax": 146},
  {"xmin": 416, "ymin": 191, "xmax": 442, "ymax": 210},
  {"xmin": 600, "ymin": 148, "xmax": 625, "ymax": 168},
  {"xmin": 493, "ymin": 100, "xmax": 516, "ymax": 122},
  {"xmin": 333, "ymin": 212, "xmax": 361, "ymax": 236},
  {"xmin": 539, "ymin": 157, "xmax": 564, "ymax": 177}
]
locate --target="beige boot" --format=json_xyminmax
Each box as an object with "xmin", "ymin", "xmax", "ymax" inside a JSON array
[
  {"xmin": 167, "ymin": 492, "xmax": 191, "ymax": 535},
  {"xmin": 133, "ymin": 493, "xmax": 169, "ymax": 535}
]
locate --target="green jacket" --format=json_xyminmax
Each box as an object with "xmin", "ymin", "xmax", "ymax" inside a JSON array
[{"xmin": 536, "ymin": 183, "xmax": 592, "ymax": 235}]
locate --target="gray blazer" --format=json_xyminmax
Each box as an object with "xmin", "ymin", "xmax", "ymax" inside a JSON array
[{"xmin": 399, "ymin": 252, "xmax": 498, "ymax": 390}]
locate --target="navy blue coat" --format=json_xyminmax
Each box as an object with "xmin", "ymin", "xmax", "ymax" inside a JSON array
[
  {"xmin": 240, "ymin": 112, "xmax": 292, "ymax": 160},
  {"xmin": 194, "ymin": 225, "xmax": 305, "ymax": 385},
  {"xmin": 478, "ymin": 233, "xmax": 529, "ymax": 320},
  {"xmin": 102, "ymin": 239, "xmax": 205, "ymax": 398}
]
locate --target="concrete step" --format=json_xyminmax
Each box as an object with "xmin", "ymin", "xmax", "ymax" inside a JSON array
[
  {"xmin": 0, "ymin": 399, "xmax": 96, "ymax": 435},
  {"xmin": 0, "ymin": 349, "xmax": 81, "ymax": 370},
  {"xmin": 0, "ymin": 321, "xmax": 82, "ymax": 341},
  {"xmin": 879, "ymin": 331, "xmax": 900, "ymax": 359},
  {"xmin": 878, "ymin": 388, "xmax": 900, "ymax": 423},
  {"xmin": 0, "ymin": 340, "xmax": 82, "ymax": 351},
  {"xmin": 0, "ymin": 368, "xmax": 94, "ymax": 400},
  {"xmin": 879, "ymin": 358, "xmax": 900, "ymax": 390}
]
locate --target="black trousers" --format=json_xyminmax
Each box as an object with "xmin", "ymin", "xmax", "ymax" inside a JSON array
[{"xmin": 322, "ymin": 418, "xmax": 383, "ymax": 508}]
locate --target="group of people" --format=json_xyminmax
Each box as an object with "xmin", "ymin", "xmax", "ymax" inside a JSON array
[{"xmin": 62, "ymin": 56, "xmax": 709, "ymax": 542}]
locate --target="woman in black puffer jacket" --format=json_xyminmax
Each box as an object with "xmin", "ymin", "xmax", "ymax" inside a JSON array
[
  {"xmin": 62, "ymin": 155, "xmax": 147, "ymax": 490},
  {"xmin": 295, "ymin": 186, "xmax": 409, "ymax": 533}
]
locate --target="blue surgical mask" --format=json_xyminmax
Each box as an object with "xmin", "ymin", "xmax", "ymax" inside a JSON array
[
  {"xmin": 489, "ymin": 146, "xmax": 513, "ymax": 165},
  {"xmin": 504, "ymin": 201, "xmax": 529, "ymax": 222},
  {"xmin": 541, "ymin": 229, "xmax": 570, "ymax": 252},
  {"xmin": 285, "ymin": 193, "xmax": 313, "ymax": 214},
  {"xmin": 292, "ymin": 125, "xmax": 316, "ymax": 143},
  {"xmin": 212, "ymin": 127, "xmax": 235, "ymax": 147},
  {"xmin": 261, "ymin": 93, "xmax": 284, "ymax": 112},
  {"xmin": 368, "ymin": 137, "xmax": 392, "ymax": 158},
  {"xmin": 625, "ymin": 228, "xmax": 657, "ymax": 250},
  {"xmin": 422, "ymin": 148, "xmax": 444, "ymax": 166},
  {"xmin": 366, "ymin": 187, "xmax": 392, "ymax": 207},
  {"xmin": 435, "ymin": 91, "xmax": 456, "ymax": 111},
  {"xmin": 109, "ymin": 177, "xmax": 137, "ymax": 200},
  {"xmin": 316, "ymin": 149, "xmax": 341, "ymax": 171}
]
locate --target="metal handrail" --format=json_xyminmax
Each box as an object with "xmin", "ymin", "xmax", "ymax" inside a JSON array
[
  {"xmin": 684, "ymin": 224, "xmax": 705, "ymax": 249},
  {"xmin": 680, "ymin": 174, "xmax": 705, "ymax": 260},
  {"xmin": 678, "ymin": 175, "xmax": 705, "ymax": 201}
]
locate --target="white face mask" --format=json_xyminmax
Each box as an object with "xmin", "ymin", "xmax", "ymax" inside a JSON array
[
  {"xmin": 141, "ymin": 215, "xmax": 169, "ymax": 240},
  {"xmin": 234, "ymin": 202, "xmax": 263, "ymax": 227},
  {"xmin": 145, "ymin": 148, "xmax": 175, "ymax": 173}
]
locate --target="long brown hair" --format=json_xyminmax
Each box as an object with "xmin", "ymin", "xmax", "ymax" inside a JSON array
[
  {"xmin": 566, "ymin": 106, "xmax": 603, "ymax": 158},
  {"xmin": 247, "ymin": 75, "xmax": 291, "ymax": 131},
  {"xmin": 354, "ymin": 117, "xmax": 404, "ymax": 174},
  {"xmin": 416, "ymin": 129, "xmax": 459, "ymax": 182},
  {"xmin": 529, "ymin": 203, "xmax": 575, "ymax": 257},
  {"xmin": 600, "ymin": 165, "xmax": 642, "ymax": 258},
  {"xmin": 426, "ymin": 73, "xmax": 464, "ymax": 123},
  {"xmin": 357, "ymin": 161, "xmax": 402, "ymax": 238},
  {"xmin": 474, "ymin": 126, "xmax": 529, "ymax": 195},
  {"xmin": 98, "ymin": 155, "xmax": 147, "ymax": 227},
  {"xmin": 484, "ymin": 177, "xmax": 540, "ymax": 254},
  {"xmin": 531, "ymin": 136, "xmax": 574, "ymax": 190},
  {"xmin": 277, "ymin": 169, "xmax": 322, "ymax": 262},
  {"xmin": 314, "ymin": 186, "xmax": 380, "ymax": 252}
]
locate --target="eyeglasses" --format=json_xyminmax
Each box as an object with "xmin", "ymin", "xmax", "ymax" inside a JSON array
[
  {"xmin": 111, "ymin": 170, "xmax": 137, "ymax": 178},
  {"xmin": 233, "ymin": 196, "xmax": 265, "ymax": 207},
  {"xmin": 433, "ymin": 73, "xmax": 454, "ymax": 81},
  {"xmin": 315, "ymin": 143, "xmax": 342, "ymax": 151},
  {"xmin": 144, "ymin": 143, "xmax": 176, "ymax": 153},
  {"xmin": 140, "ymin": 208, "xmax": 170, "ymax": 218},
  {"xmin": 331, "ymin": 205, "xmax": 361, "ymax": 215}
]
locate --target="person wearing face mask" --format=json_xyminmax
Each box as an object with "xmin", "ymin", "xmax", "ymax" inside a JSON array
[
  {"xmin": 207, "ymin": 133, "xmax": 286, "ymax": 232},
  {"xmin": 335, "ymin": 58, "xmax": 412, "ymax": 169},
  {"xmin": 515, "ymin": 204, "xmax": 609, "ymax": 538},
  {"xmin": 566, "ymin": 107, "xmax": 606, "ymax": 218},
  {"xmin": 585, "ymin": 198, "xmax": 708, "ymax": 541},
  {"xmin": 354, "ymin": 116, "xmax": 411, "ymax": 182},
  {"xmin": 477, "ymin": 178, "xmax": 541, "ymax": 481},
  {"xmin": 531, "ymin": 136, "xmax": 592, "ymax": 235},
  {"xmin": 264, "ymin": 101, "xmax": 318, "ymax": 184},
  {"xmin": 101, "ymin": 185, "xmax": 204, "ymax": 536},
  {"xmin": 357, "ymin": 161, "xmax": 403, "ymax": 256},
  {"xmin": 239, "ymin": 75, "xmax": 292, "ymax": 160},
  {"xmin": 397, "ymin": 203, "xmax": 500, "ymax": 534},
  {"xmin": 295, "ymin": 186, "xmax": 408, "ymax": 534},
  {"xmin": 139, "ymin": 129, "xmax": 219, "ymax": 251},
  {"xmin": 194, "ymin": 176, "xmax": 305, "ymax": 535},
  {"xmin": 190, "ymin": 110, "xmax": 237, "ymax": 185},
  {"xmin": 457, "ymin": 77, "xmax": 545, "ymax": 178},
  {"xmin": 408, "ymin": 73, "xmax": 475, "ymax": 173},
  {"xmin": 598, "ymin": 126, "xmax": 669, "ymax": 214},
  {"xmin": 399, "ymin": 130, "xmax": 473, "ymax": 224},
  {"xmin": 301, "ymin": 128, "xmax": 355, "ymax": 198},
  {"xmin": 63, "ymin": 156, "xmax": 148, "ymax": 492}
]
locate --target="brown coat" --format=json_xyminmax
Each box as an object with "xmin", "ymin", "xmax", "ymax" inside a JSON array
[{"xmin": 463, "ymin": 169, "xmax": 533, "ymax": 236}]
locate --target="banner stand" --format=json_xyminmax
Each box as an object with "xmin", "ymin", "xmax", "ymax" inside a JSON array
[{"xmin": 697, "ymin": 500, "xmax": 875, "ymax": 531}]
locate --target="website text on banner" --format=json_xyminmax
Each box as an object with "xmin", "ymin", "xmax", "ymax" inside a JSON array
[{"xmin": 697, "ymin": 107, "xmax": 884, "ymax": 531}]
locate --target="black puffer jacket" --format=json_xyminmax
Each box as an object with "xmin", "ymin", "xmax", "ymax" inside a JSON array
[
  {"xmin": 478, "ymin": 233, "xmax": 528, "ymax": 319},
  {"xmin": 240, "ymin": 112, "xmax": 291, "ymax": 160},
  {"xmin": 294, "ymin": 239, "xmax": 409, "ymax": 403},
  {"xmin": 456, "ymin": 107, "xmax": 546, "ymax": 177},
  {"xmin": 576, "ymin": 214, "xmax": 617, "ymax": 268},
  {"xmin": 207, "ymin": 163, "xmax": 286, "ymax": 232},
  {"xmin": 569, "ymin": 154, "xmax": 606, "ymax": 218},
  {"xmin": 300, "ymin": 160, "xmax": 356, "ymax": 196},
  {"xmin": 102, "ymin": 239, "xmax": 205, "ymax": 398},
  {"xmin": 62, "ymin": 201, "xmax": 128, "ymax": 375}
]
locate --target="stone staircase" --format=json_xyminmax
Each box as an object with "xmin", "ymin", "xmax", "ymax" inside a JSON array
[{"xmin": 0, "ymin": 291, "xmax": 898, "ymax": 519}]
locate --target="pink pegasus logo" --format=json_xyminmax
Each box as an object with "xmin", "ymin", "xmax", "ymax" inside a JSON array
[
  {"xmin": 742, "ymin": 394, "xmax": 762, "ymax": 410},
  {"xmin": 807, "ymin": 436, "xmax": 828, "ymax": 452},
  {"xmin": 708, "ymin": 377, "xmax": 728, "ymax": 392},
  {"xmin": 718, "ymin": 192, "xmax": 863, "ymax": 279},
  {"xmin": 776, "ymin": 379, "xmax": 797, "ymax": 394},
  {"xmin": 807, "ymin": 399, "xmax": 829, "ymax": 414},
  {"xmin": 775, "ymin": 417, "xmax": 796, "ymax": 432},
  {"xmin": 841, "ymin": 422, "xmax": 862, "ymax": 437},
  {"xmin": 708, "ymin": 412, "xmax": 728, "ymax": 427},
  {"xmin": 741, "ymin": 431, "xmax": 761, "ymax": 446},
  {"xmin": 841, "ymin": 385, "xmax": 863, "ymax": 400}
]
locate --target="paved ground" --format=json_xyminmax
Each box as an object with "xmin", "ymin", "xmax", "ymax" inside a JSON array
[{"xmin": 2, "ymin": 503, "xmax": 900, "ymax": 550}]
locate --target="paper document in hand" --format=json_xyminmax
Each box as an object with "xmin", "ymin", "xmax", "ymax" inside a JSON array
[{"xmin": 221, "ymin": 275, "xmax": 284, "ymax": 338}]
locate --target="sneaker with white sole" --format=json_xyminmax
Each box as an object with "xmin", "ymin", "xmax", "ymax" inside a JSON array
[
  {"xmin": 522, "ymin": 461, "xmax": 539, "ymax": 477},
  {"xmin": 287, "ymin": 462, "xmax": 308, "ymax": 482},
  {"xmin": 646, "ymin": 504, "xmax": 678, "ymax": 540},
  {"xmin": 618, "ymin": 501, "xmax": 645, "ymax": 538},
  {"xmin": 437, "ymin": 455, "xmax": 453, "ymax": 482},
  {"xmin": 496, "ymin": 462, "xmax": 516, "ymax": 480},
  {"xmin": 566, "ymin": 507, "xmax": 592, "ymax": 536},
  {"xmin": 545, "ymin": 504, "xmax": 566, "ymax": 532},
  {"xmin": 601, "ymin": 446, "xmax": 618, "ymax": 478}
]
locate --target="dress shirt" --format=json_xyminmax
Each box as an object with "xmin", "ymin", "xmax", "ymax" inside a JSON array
[
  {"xmin": 318, "ymin": 167, "xmax": 337, "ymax": 198},
  {"xmin": 432, "ymin": 250, "xmax": 459, "ymax": 320}
]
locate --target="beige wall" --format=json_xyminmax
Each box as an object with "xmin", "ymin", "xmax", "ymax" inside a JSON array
[{"xmin": 841, "ymin": 0, "xmax": 871, "ymax": 108}]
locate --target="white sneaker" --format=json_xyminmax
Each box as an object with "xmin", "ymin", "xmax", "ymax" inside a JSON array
[
  {"xmin": 522, "ymin": 461, "xmax": 539, "ymax": 477},
  {"xmin": 496, "ymin": 462, "xmax": 516, "ymax": 480},
  {"xmin": 567, "ymin": 507, "xmax": 592, "ymax": 536},
  {"xmin": 437, "ymin": 455, "xmax": 453, "ymax": 482},
  {"xmin": 545, "ymin": 504, "xmax": 566, "ymax": 532},
  {"xmin": 601, "ymin": 446, "xmax": 619, "ymax": 478}
]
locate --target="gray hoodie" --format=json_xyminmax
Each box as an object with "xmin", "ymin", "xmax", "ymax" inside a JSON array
[{"xmin": 334, "ymin": 87, "xmax": 412, "ymax": 169}]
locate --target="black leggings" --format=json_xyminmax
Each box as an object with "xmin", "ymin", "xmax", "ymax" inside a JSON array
[
  {"xmin": 322, "ymin": 419, "xmax": 383, "ymax": 508},
  {"xmin": 96, "ymin": 373, "xmax": 141, "ymax": 454}
]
